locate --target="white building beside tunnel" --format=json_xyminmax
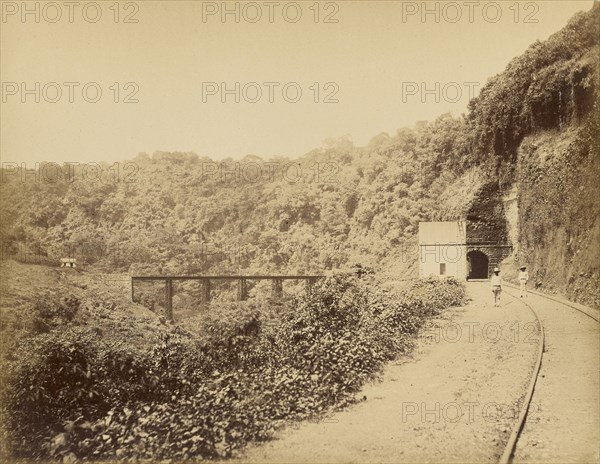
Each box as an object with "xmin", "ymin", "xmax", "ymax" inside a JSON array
[
  {"xmin": 418, "ymin": 220, "xmax": 514, "ymax": 280},
  {"xmin": 418, "ymin": 221, "xmax": 467, "ymax": 278}
]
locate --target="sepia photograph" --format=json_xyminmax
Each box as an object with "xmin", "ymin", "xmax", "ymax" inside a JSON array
[{"xmin": 1, "ymin": 1, "xmax": 599, "ymax": 462}]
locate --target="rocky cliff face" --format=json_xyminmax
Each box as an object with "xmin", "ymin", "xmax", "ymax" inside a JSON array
[
  {"xmin": 466, "ymin": 182, "xmax": 510, "ymax": 244},
  {"xmin": 461, "ymin": 4, "xmax": 600, "ymax": 307},
  {"xmin": 514, "ymin": 122, "xmax": 599, "ymax": 307}
]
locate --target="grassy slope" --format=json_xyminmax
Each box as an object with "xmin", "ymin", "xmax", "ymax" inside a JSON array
[{"xmin": 0, "ymin": 260, "xmax": 170, "ymax": 358}]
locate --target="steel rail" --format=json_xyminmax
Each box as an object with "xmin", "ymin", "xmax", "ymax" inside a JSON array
[
  {"xmin": 498, "ymin": 287, "xmax": 545, "ymax": 464},
  {"xmin": 502, "ymin": 282, "xmax": 599, "ymax": 323},
  {"xmin": 499, "ymin": 284, "xmax": 598, "ymax": 463}
]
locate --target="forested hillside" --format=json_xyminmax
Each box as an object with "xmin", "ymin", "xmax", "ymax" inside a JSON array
[
  {"xmin": 0, "ymin": 114, "xmax": 474, "ymax": 274},
  {"xmin": 1, "ymin": 4, "xmax": 598, "ymax": 305}
]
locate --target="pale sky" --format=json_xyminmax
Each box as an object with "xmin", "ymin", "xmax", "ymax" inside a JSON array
[{"xmin": 0, "ymin": 0, "xmax": 595, "ymax": 165}]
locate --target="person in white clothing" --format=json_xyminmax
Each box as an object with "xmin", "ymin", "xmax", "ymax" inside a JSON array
[
  {"xmin": 490, "ymin": 267, "xmax": 502, "ymax": 307},
  {"xmin": 519, "ymin": 266, "xmax": 529, "ymax": 298}
]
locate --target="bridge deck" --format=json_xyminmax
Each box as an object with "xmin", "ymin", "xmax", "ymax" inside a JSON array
[{"xmin": 131, "ymin": 275, "xmax": 324, "ymax": 321}]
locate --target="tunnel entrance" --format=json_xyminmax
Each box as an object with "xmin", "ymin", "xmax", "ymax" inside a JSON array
[{"xmin": 467, "ymin": 250, "xmax": 489, "ymax": 279}]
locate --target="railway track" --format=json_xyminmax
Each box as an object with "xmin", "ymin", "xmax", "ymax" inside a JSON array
[
  {"xmin": 498, "ymin": 285, "xmax": 599, "ymax": 464},
  {"xmin": 226, "ymin": 280, "xmax": 597, "ymax": 463},
  {"xmin": 504, "ymin": 282, "xmax": 600, "ymax": 323}
]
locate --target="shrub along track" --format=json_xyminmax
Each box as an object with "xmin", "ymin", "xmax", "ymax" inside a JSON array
[
  {"xmin": 228, "ymin": 282, "xmax": 541, "ymax": 463},
  {"xmin": 501, "ymin": 286, "xmax": 599, "ymax": 464},
  {"xmin": 227, "ymin": 283, "xmax": 599, "ymax": 463}
]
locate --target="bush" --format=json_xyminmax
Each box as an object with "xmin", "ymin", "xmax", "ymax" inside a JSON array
[
  {"xmin": 3, "ymin": 275, "xmax": 465, "ymax": 461},
  {"xmin": 30, "ymin": 295, "xmax": 81, "ymax": 333}
]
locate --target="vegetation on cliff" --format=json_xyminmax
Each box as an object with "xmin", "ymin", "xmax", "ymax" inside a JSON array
[
  {"xmin": 0, "ymin": 5, "xmax": 599, "ymax": 459},
  {"xmin": 2, "ymin": 8, "xmax": 598, "ymax": 296}
]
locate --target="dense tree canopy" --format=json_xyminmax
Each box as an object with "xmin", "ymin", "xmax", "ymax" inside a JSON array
[{"xmin": 1, "ymin": 4, "xmax": 598, "ymax": 280}]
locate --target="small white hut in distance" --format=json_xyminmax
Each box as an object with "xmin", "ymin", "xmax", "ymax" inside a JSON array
[
  {"xmin": 418, "ymin": 221, "xmax": 466, "ymax": 278},
  {"xmin": 60, "ymin": 258, "xmax": 77, "ymax": 268}
]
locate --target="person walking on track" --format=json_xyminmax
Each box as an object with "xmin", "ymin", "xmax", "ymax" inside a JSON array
[
  {"xmin": 491, "ymin": 267, "xmax": 502, "ymax": 307},
  {"xmin": 519, "ymin": 265, "xmax": 529, "ymax": 298}
]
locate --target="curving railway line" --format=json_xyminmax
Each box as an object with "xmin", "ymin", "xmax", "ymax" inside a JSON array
[
  {"xmin": 227, "ymin": 280, "xmax": 598, "ymax": 464},
  {"xmin": 499, "ymin": 284, "xmax": 599, "ymax": 464}
]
